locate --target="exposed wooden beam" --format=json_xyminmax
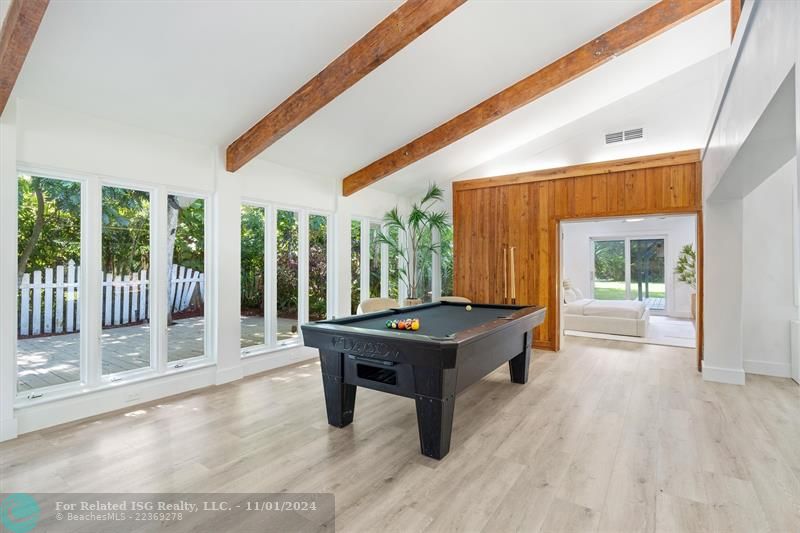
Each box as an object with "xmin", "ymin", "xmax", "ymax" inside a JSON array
[
  {"xmin": 451, "ymin": 149, "xmax": 701, "ymax": 192},
  {"xmin": 0, "ymin": 0, "xmax": 48, "ymax": 115},
  {"xmin": 226, "ymin": 0, "xmax": 465, "ymax": 173},
  {"xmin": 342, "ymin": 0, "xmax": 721, "ymax": 196}
]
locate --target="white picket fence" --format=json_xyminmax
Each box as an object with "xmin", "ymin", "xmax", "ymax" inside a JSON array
[{"xmin": 18, "ymin": 261, "xmax": 205, "ymax": 337}]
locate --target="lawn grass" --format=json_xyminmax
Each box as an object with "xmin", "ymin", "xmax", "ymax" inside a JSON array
[{"xmin": 593, "ymin": 281, "xmax": 665, "ymax": 300}]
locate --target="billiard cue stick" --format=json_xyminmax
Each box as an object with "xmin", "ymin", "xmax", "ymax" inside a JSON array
[
  {"xmin": 510, "ymin": 246, "xmax": 516, "ymax": 304},
  {"xmin": 503, "ymin": 246, "xmax": 508, "ymax": 304}
]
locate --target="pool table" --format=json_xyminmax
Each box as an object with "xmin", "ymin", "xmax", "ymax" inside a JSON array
[{"xmin": 301, "ymin": 301, "xmax": 546, "ymax": 459}]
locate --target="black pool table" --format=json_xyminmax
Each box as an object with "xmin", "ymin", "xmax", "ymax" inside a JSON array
[{"xmin": 301, "ymin": 301, "xmax": 546, "ymax": 459}]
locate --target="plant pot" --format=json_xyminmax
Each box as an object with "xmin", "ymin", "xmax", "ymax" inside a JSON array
[
  {"xmin": 690, "ymin": 292, "xmax": 696, "ymax": 321},
  {"xmin": 402, "ymin": 298, "xmax": 423, "ymax": 307}
]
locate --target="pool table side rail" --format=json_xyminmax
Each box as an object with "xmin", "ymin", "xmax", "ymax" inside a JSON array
[{"xmin": 302, "ymin": 302, "xmax": 545, "ymax": 345}]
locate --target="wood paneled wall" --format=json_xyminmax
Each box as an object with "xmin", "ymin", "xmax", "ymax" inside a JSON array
[{"xmin": 453, "ymin": 151, "xmax": 702, "ymax": 351}]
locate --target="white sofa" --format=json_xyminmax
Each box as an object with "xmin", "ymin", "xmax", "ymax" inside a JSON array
[{"xmin": 563, "ymin": 299, "xmax": 649, "ymax": 337}]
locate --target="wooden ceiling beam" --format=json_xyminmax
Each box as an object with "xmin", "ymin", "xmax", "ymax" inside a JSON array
[
  {"xmin": 226, "ymin": 0, "xmax": 465, "ymax": 173},
  {"xmin": 342, "ymin": 0, "xmax": 721, "ymax": 196},
  {"xmin": 0, "ymin": 0, "xmax": 49, "ymax": 115}
]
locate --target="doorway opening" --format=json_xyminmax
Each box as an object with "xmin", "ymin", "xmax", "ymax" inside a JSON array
[{"xmin": 560, "ymin": 214, "xmax": 698, "ymax": 348}]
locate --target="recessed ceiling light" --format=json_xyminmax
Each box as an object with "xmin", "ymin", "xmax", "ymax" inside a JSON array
[{"xmin": 625, "ymin": 218, "xmax": 644, "ymax": 223}]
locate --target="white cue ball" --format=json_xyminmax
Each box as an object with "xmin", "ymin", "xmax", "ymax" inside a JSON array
[{"xmin": 465, "ymin": 305, "xmax": 472, "ymax": 311}]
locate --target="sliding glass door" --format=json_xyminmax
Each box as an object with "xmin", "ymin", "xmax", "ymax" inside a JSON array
[
  {"xmin": 630, "ymin": 238, "xmax": 665, "ymax": 311},
  {"xmin": 592, "ymin": 237, "xmax": 666, "ymax": 311},
  {"xmin": 592, "ymin": 239, "xmax": 626, "ymax": 300}
]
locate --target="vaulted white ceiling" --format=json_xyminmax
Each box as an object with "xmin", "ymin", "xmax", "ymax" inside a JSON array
[{"xmin": 11, "ymin": 0, "xmax": 732, "ymax": 196}]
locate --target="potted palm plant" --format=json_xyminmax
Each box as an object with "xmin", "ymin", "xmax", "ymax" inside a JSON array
[
  {"xmin": 674, "ymin": 244, "xmax": 697, "ymax": 319},
  {"xmin": 375, "ymin": 184, "xmax": 450, "ymax": 305}
]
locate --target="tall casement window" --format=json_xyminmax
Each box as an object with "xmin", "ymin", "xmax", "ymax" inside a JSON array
[
  {"xmin": 166, "ymin": 195, "xmax": 206, "ymax": 362},
  {"xmin": 276, "ymin": 209, "xmax": 299, "ymax": 343},
  {"xmin": 440, "ymin": 226, "xmax": 454, "ymax": 297},
  {"xmin": 350, "ymin": 219, "xmax": 361, "ymax": 315},
  {"xmin": 308, "ymin": 214, "xmax": 329, "ymax": 321},
  {"xmin": 241, "ymin": 203, "xmax": 331, "ymax": 354},
  {"xmin": 15, "ymin": 174, "xmax": 211, "ymax": 401},
  {"xmin": 17, "ymin": 174, "xmax": 82, "ymax": 393},
  {"xmin": 240, "ymin": 205, "xmax": 266, "ymax": 349},
  {"xmin": 351, "ymin": 217, "xmax": 393, "ymax": 313},
  {"xmin": 101, "ymin": 185, "xmax": 152, "ymax": 376}
]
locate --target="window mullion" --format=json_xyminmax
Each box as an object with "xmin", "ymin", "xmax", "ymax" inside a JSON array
[
  {"xmin": 267, "ymin": 206, "xmax": 278, "ymax": 347},
  {"xmin": 83, "ymin": 177, "xmax": 102, "ymax": 388},
  {"xmin": 153, "ymin": 187, "xmax": 168, "ymax": 374},
  {"xmin": 298, "ymin": 210, "xmax": 309, "ymax": 326},
  {"xmin": 360, "ymin": 218, "xmax": 369, "ymax": 305}
]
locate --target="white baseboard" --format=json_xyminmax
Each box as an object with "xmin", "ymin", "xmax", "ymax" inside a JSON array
[
  {"xmin": 743, "ymin": 359, "xmax": 792, "ymax": 378},
  {"xmin": 703, "ymin": 364, "xmax": 746, "ymax": 385},
  {"xmin": 0, "ymin": 417, "xmax": 18, "ymax": 442},
  {"xmin": 243, "ymin": 345, "xmax": 317, "ymax": 376},
  {"xmin": 215, "ymin": 365, "xmax": 244, "ymax": 385},
  {"xmin": 16, "ymin": 366, "xmax": 218, "ymax": 435}
]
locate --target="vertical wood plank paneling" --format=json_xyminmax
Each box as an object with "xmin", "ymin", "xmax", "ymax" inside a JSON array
[
  {"xmin": 451, "ymin": 160, "xmax": 701, "ymax": 352},
  {"xmin": 591, "ymin": 175, "xmax": 608, "ymax": 214}
]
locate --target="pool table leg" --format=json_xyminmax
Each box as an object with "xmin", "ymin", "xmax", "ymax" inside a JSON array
[
  {"xmin": 322, "ymin": 376, "xmax": 357, "ymax": 427},
  {"xmin": 319, "ymin": 350, "xmax": 356, "ymax": 427},
  {"xmin": 414, "ymin": 368, "xmax": 457, "ymax": 460},
  {"xmin": 508, "ymin": 331, "xmax": 532, "ymax": 384}
]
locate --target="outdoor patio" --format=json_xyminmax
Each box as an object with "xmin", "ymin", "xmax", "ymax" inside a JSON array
[{"xmin": 17, "ymin": 316, "xmax": 298, "ymax": 392}]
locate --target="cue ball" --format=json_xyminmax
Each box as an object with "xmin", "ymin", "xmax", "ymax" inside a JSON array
[{"xmin": 465, "ymin": 305, "xmax": 472, "ymax": 311}]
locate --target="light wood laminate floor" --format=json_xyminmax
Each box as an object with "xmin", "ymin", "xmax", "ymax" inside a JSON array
[{"xmin": 2, "ymin": 337, "xmax": 799, "ymax": 532}]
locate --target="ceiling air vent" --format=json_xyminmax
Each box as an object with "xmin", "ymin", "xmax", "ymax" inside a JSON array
[
  {"xmin": 624, "ymin": 127, "xmax": 643, "ymax": 141},
  {"xmin": 605, "ymin": 127, "xmax": 644, "ymax": 145}
]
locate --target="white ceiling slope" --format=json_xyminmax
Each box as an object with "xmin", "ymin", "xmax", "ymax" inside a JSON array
[
  {"xmin": 11, "ymin": 0, "xmax": 730, "ymax": 197},
  {"xmin": 373, "ymin": 0, "xmax": 730, "ymax": 195},
  {"xmin": 13, "ymin": 0, "xmax": 402, "ymax": 146},
  {"xmin": 449, "ymin": 51, "xmax": 726, "ymax": 189}
]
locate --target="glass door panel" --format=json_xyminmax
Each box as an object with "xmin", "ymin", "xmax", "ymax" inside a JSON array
[
  {"xmin": 630, "ymin": 238, "xmax": 665, "ymax": 311},
  {"xmin": 592, "ymin": 240, "xmax": 626, "ymax": 300}
]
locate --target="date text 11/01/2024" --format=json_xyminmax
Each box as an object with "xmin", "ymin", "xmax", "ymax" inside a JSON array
[{"xmin": 54, "ymin": 500, "xmax": 319, "ymax": 512}]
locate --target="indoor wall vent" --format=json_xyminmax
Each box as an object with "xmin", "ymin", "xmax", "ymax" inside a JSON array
[{"xmin": 605, "ymin": 127, "xmax": 644, "ymax": 145}]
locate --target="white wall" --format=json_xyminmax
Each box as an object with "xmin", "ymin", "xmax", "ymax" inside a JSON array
[
  {"xmin": 0, "ymin": 97, "xmax": 405, "ymax": 438},
  {"xmin": 561, "ymin": 215, "xmax": 697, "ymax": 318},
  {"xmin": 742, "ymin": 158, "xmax": 797, "ymax": 378},
  {"xmin": 701, "ymin": 0, "xmax": 799, "ymax": 385}
]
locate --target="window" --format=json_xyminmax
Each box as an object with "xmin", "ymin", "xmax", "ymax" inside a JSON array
[
  {"xmin": 240, "ymin": 205, "xmax": 265, "ymax": 349},
  {"xmin": 369, "ymin": 222, "xmax": 382, "ymax": 298},
  {"xmin": 440, "ymin": 226, "xmax": 454, "ymax": 297},
  {"xmin": 167, "ymin": 195, "xmax": 206, "ymax": 362},
  {"xmin": 276, "ymin": 209, "xmax": 299, "ymax": 343},
  {"xmin": 308, "ymin": 214, "xmax": 329, "ymax": 321},
  {"xmin": 17, "ymin": 174, "xmax": 82, "ymax": 392},
  {"xmin": 416, "ymin": 228, "xmax": 433, "ymax": 302},
  {"xmin": 241, "ymin": 204, "xmax": 331, "ymax": 353},
  {"xmin": 101, "ymin": 185, "xmax": 152, "ymax": 376},
  {"xmin": 351, "ymin": 219, "xmax": 361, "ymax": 314},
  {"xmin": 388, "ymin": 226, "xmax": 400, "ymax": 300}
]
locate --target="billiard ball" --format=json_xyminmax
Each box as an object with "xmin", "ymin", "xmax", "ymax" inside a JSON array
[
  {"xmin": 411, "ymin": 319, "xmax": 420, "ymax": 331},
  {"xmin": 404, "ymin": 319, "xmax": 413, "ymax": 329},
  {"xmin": 398, "ymin": 320, "xmax": 406, "ymax": 330},
  {"xmin": 465, "ymin": 305, "xmax": 473, "ymax": 311},
  {"xmin": 391, "ymin": 320, "xmax": 398, "ymax": 329}
]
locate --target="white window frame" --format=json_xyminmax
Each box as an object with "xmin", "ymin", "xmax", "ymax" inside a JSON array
[
  {"xmin": 241, "ymin": 201, "xmax": 334, "ymax": 356},
  {"xmin": 351, "ymin": 217, "xmax": 389, "ymax": 310},
  {"xmin": 14, "ymin": 166, "xmax": 214, "ymax": 404},
  {"xmin": 163, "ymin": 188, "xmax": 213, "ymax": 370}
]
